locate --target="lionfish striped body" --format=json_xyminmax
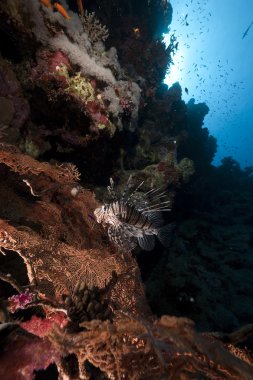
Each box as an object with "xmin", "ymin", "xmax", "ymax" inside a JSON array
[{"xmin": 94, "ymin": 177, "xmax": 172, "ymax": 251}]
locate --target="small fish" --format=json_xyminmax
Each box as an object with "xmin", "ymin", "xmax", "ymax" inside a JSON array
[
  {"xmin": 54, "ymin": 2, "xmax": 71, "ymax": 20},
  {"xmin": 133, "ymin": 27, "xmax": 141, "ymax": 38},
  {"xmin": 94, "ymin": 177, "xmax": 173, "ymax": 251},
  {"xmin": 242, "ymin": 21, "xmax": 253, "ymax": 39},
  {"xmin": 40, "ymin": 0, "xmax": 53, "ymax": 8},
  {"xmin": 185, "ymin": 87, "xmax": 189, "ymax": 94}
]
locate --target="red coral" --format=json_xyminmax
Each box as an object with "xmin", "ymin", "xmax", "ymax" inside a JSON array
[
  {"xmin": 31, "ymin": 49, "xmax": 71, "ymax": 83},
  {"xmin": 99, "ymin": 114, "xmax": 110, "ymax": 126},
  {"xmin": 50, "ymin": 50, "xmax": 71, "ymax": 72},
  {"xmin": 8, "ymin": 290, "xmax": 34, "ymax": 313},
  {"xmin": 21, "ymin": 313, "xmax": 67, "ymax": 338},
  {"xmin": 90, "ymin": 79, "xmax": 97, "ymax": 89},
  {"xmin": 0, "ymin": 331, "xmax": 60, "ymax": 380},
  {"xmin": 86, "ymin": 100, "xmax": 101, "ymax": 114}
]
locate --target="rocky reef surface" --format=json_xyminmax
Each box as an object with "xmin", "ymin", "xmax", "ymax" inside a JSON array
[{"xmin": 0, "ymin": 1, "xmax": 253, "ymax": 379}]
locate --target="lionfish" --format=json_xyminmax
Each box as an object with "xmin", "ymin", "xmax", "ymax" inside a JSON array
[{"xmin": 94, "ymin": 176, "xmax": 173, "ymax": 251}]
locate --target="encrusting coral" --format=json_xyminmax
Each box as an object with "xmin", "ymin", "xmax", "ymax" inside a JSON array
[{"xmin": 21, "ymin": 0, "xmax": 141, "ymax": 132}]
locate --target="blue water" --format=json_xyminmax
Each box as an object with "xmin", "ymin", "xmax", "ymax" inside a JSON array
[{"xmin": 164, "ymin": 0, "xmax": 253, "ymax": 168}]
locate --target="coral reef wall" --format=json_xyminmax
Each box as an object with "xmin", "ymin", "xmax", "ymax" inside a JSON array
[{"xmin": 0, "ymin": 1, "xmax": 252, "ymax": 379}]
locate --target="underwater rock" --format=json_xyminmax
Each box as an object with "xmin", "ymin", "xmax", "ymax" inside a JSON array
[
  {"xmin": 0, "ymin": 97, "xmax": 15, "ymax": 126},
  {"xmin": 0, "ymin": 58, "xmax": 30, "ymax": 133},
  {"xmin": 23, "ymin": 135, "xmax": 51, "ymax": 159},
  {"xmin": 177, "ymin": 157, "xmax": 195, "ymax": 182}
]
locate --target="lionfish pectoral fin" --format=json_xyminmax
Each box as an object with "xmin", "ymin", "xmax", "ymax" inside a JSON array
[
  {"xmin": 108, "ymin": 225, "xmax": 137, "ymax": 251},
  {"xmin": 108, "ymin": 225, "xmax": 121, "ymax": 245},
  {"xmin": 144, "ymin": 211, "xmax": 164, "ymax": 228},
  {"xmin": 137, "ymin": 235, "xmax": 155, "ymax": 251},
  {"xmin": 157, "ymin": 223, "xmax": 174, "ymax": 247}
]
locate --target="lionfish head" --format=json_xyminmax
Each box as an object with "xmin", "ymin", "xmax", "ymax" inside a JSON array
[{"xmin": 94, "ymin": 205, "xmax": 106, "ymax": 223}]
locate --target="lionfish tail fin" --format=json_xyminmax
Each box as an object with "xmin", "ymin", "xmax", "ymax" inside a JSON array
[{"xmin": 157, "ymin": 223, "xmax": 174, "ymax": 247}]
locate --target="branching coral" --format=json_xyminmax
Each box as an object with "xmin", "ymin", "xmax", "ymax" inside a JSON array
[
  {"xmin": 80, "ymin": 11, "xmax": 109, "ymax": 44},
  {"xmin": 0, "ymin": 143, "xmax": 80, "ymax": 183}
]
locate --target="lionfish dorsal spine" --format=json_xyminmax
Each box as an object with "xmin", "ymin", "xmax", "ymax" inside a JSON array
[
  {"xmin": 143, "ymin": 186, "xmax": 164, "ymax": 197},
  {"xmin": 139, "ymin": 200, "xmax": 171, "ymax": 212},
  {"xmin": 144, "ymin": 209, "xmax": 171, "ymax": 213},
  {"xmin": 124, "ymin": 180, "xmax": 144, "ymax": 203},
  {"xmin": 149, "ymin": 190, "xmax": 168, "ymax": 201},
  {"xmin": 121, "ymin": 174, "xmax": 133, "ymax": 199},
  {"xmin": 107, "ymin": 177, "xmax": 118, "ymax": 201}
]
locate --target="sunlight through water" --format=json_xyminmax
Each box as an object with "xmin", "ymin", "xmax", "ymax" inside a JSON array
[{"xmin": 163, "ymin": 0, "xmax": 253, "ymax": 167}]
